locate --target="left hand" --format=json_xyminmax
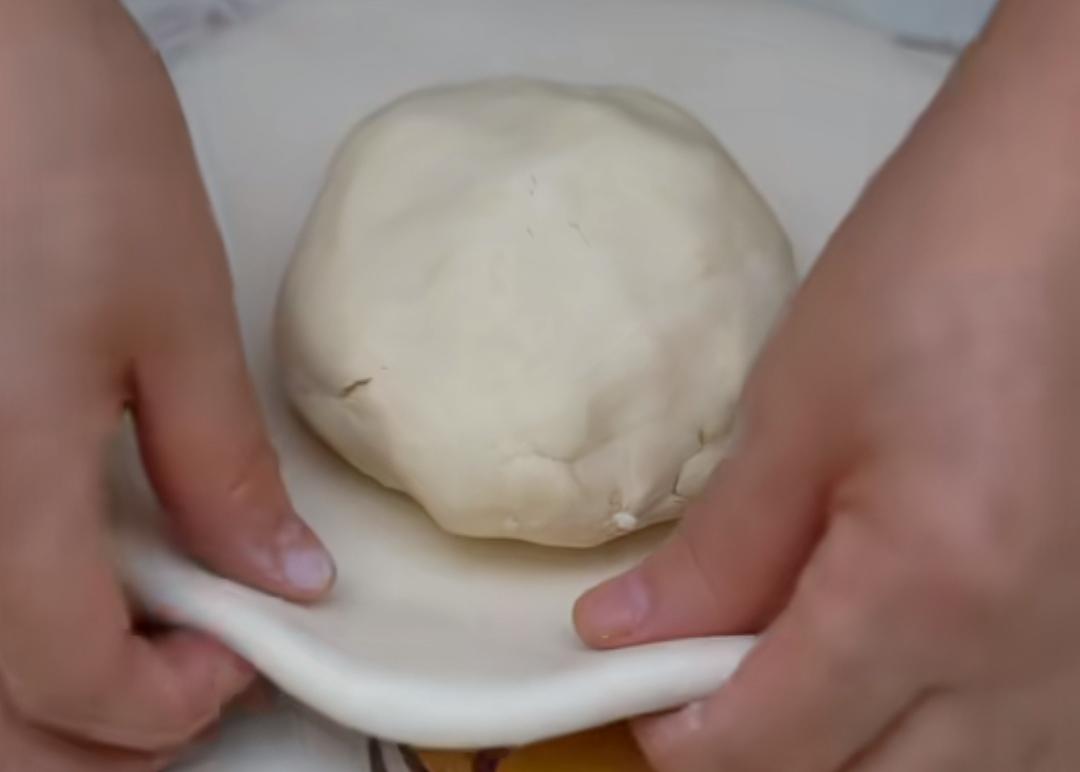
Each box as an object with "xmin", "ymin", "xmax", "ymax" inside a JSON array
[{"xmin": 0, "ymin": 3, "xmax": 335, "ymax": 769}]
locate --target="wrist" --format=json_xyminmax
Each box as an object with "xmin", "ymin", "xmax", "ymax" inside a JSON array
[
  {"xmin": 959, "ymin": 0, "xmax": 1080, "ymax": 134},
  {"xmin": 853, "ymin": 0, "xmax": 1080, "ymax": 264}
]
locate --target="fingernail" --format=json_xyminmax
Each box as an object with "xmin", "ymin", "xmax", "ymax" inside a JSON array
[
  {"xmin": 277, "ymin": 518, "xmax": 336, "ymax": 592},
  {"xmin": 283, "ymin": 541, "xmax": 335, "ymax": 592},
  {"xmin": 578, "ymin": 569, "xmax": 651, "ymax": 643},
  {"xmin": 635, "ymin": 700, "xmax": 707, "ymax": 754}
]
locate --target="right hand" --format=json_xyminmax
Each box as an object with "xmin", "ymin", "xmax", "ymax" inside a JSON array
[
  {"xmin": 0, "ymin": 3, "xmax": 335, "ymax": 769},
  {"xmin": 574, "ymin": 2, "xmax": 1080, "ymax": 768}
]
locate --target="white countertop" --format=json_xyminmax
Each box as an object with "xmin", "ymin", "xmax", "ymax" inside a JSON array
[
  {"xmin": 792, "ymin": 0, "xmax": 993, "ymax": 48},
  {"xmin": 124, "ymin": 0, "xmax": 993, "ymax": 57}
]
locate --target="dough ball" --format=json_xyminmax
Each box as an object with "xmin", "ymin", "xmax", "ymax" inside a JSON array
[{"xmin": 277, "ymin": 78, "xmax": 795, "ymax": 547}]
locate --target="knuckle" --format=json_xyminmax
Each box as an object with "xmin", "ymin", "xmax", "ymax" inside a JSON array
[
  {"xmin": 223, "ymin": 435, "xmax": 283, "ymax": 510},
  {"xmin": 797, "ymin": 533, "xmax": 885, "ymax": 659},
  {"xmin": 174, "ymin": 431, "xmax": 286, "ymax": 551},
  {"xmin": 877, "ymin": 485, "xmax": 1031, "ymax": 671},
  {"xmin": 920, "ymin": 554, "xmax": 1001, "ymax": 630},
  {"xmin": 796, "ymin": 515, "xmax": 945, "ymax": 678},
  {"xmin": 913, "ymin": 504, "xmax": 1020, "ymax": 631}
]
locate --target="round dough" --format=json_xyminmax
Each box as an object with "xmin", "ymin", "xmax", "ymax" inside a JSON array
[{"xmin": 277, "ymin": 78, "xmax": 795, "ymax": 547}]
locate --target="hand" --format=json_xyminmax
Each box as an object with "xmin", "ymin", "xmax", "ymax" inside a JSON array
[
  {"xmin": 576, "ymin": 3, "xmax": 1080, "ymax": 769},
  {"xmin": 0, "ymin": 2, "xmax": 334, "ymax": 769}
]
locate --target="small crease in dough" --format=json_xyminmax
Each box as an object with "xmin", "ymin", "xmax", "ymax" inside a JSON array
[{"xmin": 340, "ymin": 378, "xmax": 374, "ymax": 398}]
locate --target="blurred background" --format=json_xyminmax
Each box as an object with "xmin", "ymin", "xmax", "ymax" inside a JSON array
[{"xmin": 124, "ymin": 0, "xmax": 997, "ymax": 57}]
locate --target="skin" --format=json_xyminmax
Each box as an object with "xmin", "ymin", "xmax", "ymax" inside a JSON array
[
  {"xmin": 575, "ymin": 0, "xmax": 1080, "ymax": 769},
  {"xmin": 4, "ymin": 0, "xmax": 1079, "ymax": 769},
  {"xmin": 0, "ymin": 1, "xmax": 336, "ymax": 769}
]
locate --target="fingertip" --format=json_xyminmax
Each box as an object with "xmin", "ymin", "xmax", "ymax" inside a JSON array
[
  {"xmin": 132, "ymin": 327, "xmax": 336, "ymax": 604},
  {"xmin": 574, "ymin": 568, "xmax": 651, "ymax": 648},
  {"xmin": 632, "ymin": 701, "xmax": 708, "ymax": 770},
  {"xmin": 113, "ymin": 631, "xmax": 256, "ymax": 750},
  {"xmin": 211, "ymin": 651, "xmax": 257, "ymax": 705},
  {"xmin": 576, "ymin": 527, "xmax": 732, "ymax": 648},
  {"xmin": 155, "ymin": 631, "xmax": 256, "ymax": 705},
  {"xmin": 233, "ymin": 678, "xmax": 279, "ymax": 716},
  {"xmin": 176, "ymin": 506, "xmax": 337, "ymax": 604},
  {"xmin": 272, "ymin": 516, "xmax": 337, "ymax": 600}
]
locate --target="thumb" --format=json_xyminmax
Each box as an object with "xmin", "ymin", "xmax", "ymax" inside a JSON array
[
  {"xmin": 132, "ymin": 301, "xmax": 334, "ymax": 603},
  {"xmin": 574, "ymin": 427, "xmax": 824, "ymax": 647}
]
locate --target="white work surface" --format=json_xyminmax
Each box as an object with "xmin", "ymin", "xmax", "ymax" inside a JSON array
[
  {"xmin": 792, "ymin": 0, "xmax": 993, "ymax": 48},
  {"xmin": 124, "ymin": 0, "xmax": 954, "ymax": 768},
  {"xmin": 124, "ymin": 0, "xmax": 994, "ymax": 56}
]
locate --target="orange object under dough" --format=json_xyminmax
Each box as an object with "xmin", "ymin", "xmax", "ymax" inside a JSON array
[{"xmin": 418, "ymin": 724, "xmax": 651, "ymax": 771}]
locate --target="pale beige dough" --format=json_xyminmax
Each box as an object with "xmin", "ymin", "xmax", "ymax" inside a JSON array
[{"xmin": 277, "ymin": 78, "xmax": 796, "ymax": 547}]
